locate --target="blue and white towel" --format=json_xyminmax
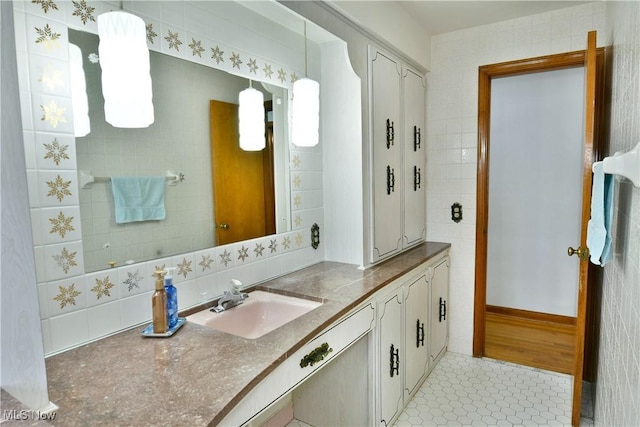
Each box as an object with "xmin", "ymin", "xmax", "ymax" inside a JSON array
[
  {"xmin": 586, "ymin": 162, "xmax": 615, "ymax": 265},
  {"xmin": 111, "ymin": 176, "xmax": 166, "ymax": 224}
]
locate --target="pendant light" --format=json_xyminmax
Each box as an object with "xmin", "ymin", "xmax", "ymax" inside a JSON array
[
  {"xmin": 239, "ymin": 80, "xmax": 265, "ymax": 151},
  {"xmin": 97, "ymin": 10, "xmax": 154, "ymax": 128},
  {"xmin": 68, "ymin": 43, "xmax": 90, "ymax": 137},
  {"xmin": 292, "ymin": 21, "xmax": 319, "ymax": 147}
]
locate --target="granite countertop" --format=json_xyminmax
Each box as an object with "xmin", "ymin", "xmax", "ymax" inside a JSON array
[{"xmin": 45, "ymin": 242, "xmax": 450, "ymax": 426}]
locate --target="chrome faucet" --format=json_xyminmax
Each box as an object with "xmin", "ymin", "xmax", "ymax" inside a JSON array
[{"xmin": 211, "ymin": 279, "xmax": 248, "ymax": 313}]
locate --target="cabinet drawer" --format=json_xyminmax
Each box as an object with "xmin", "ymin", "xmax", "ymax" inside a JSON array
[{"xmin": 223, "ymin": 302, "xmax": 375, "ymax": 426}]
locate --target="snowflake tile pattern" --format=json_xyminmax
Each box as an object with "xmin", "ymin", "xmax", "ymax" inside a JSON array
[
  {"xmin": 123, "ymin": 270, "xmax": 143, "ymax": 292},
  {"xmin": 46, "ymin": 175, "xmax": 72, "ymax": 202},
  {"xmin": 146, "ymin": 24, "xmax": 157, "ymax": 44},
  {"xmin": 253, "ymin": 243, "xmax": 265, "ymax": 257},
  {"xmin": 52, "ymin": 247, "xmax": 77, "ymax": 274},
  {"xmin": 34, "ymin": 24, "xmax": 61, "ymax": 51},
  {"xmin": 230, "ymin": 52, "xmax": 242, "ymax": 69},
  {"xmin": 269, "ymin": 239, "xmax": 278, "ymax": 254},
  {"xmin": 219, "ymin": 250, "xmax": 232, "ymax": 267},
  {"xmin": 211, "ymin": 46, "xmax": 224, "ymax": 64},
  {"xmin": 33, "ymin": 0, "xmax": 59, "ymax": 14},
  {"xmin": 49, "ymin": 211, "xmax": 74, "ymax": 238},
  {"xmin": 40, "ymin": 100, "xmax": 66, "ymax": 128},
  {"xmin": 71, "ymin": 0, "xmax": 95, "ymax": 25},
  {"xmin": 90, "ymin": 276, "xmax": 114, "ymax": 299},
  {"xmin": 165, "ymin": 30, "xmax": 182, "ymax": 51},
  {"xmin": 237, "ymin": 246, "xmax": 249, "ymax": 262},
  {"xmin": 53, "ymin": 283, "xmax": 81, "ymax": 309},
  {"xmin": 39, "ymin": 64, "xmax": 64, "ymax": 91},
  {"xmin": 189, "ymin": 38, "xmax": 204, "ymax": 57},
  {"xmin": 177, "ymin": 258, "xmax": 192, "ymax": 278},
  {"xmin": 43, "ymin": 138, "xmax": 69, "ymax": 165},
  {"xmin": 199, "ymin": 254, "xmax": 213, "ymax": 272}
]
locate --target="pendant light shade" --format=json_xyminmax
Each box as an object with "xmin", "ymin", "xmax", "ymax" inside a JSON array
[
  {"xmin": 292, "ymin": 77, "xmax": 319, "ymax": 147},
  {"xmin": 68, "ymin": 43, "xmax": 90, "ymax": 137},
  {"xmin": 98, "ymin": 11, "xmax": 154, "ymax": 128},
  {"xmin": 292, "ymin": 21, "xmax": 319, "ymax": 147},
  {"xmin": 238, "ymin": 85, "xmax": 265, "ymax": 151}
]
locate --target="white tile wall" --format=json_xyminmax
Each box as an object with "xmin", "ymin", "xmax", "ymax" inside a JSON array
[
  {"xmin": 426, "ymin": 2, "xmax": 606, "ymax": 355},
  {"xmin": 595, "ymin": 2, "xmax": 640, "ymax": 426}
]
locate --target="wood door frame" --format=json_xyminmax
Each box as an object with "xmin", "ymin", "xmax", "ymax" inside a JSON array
[{"xmin": 473, "ymin": 48, "xmax": 604, "ymax": 356}]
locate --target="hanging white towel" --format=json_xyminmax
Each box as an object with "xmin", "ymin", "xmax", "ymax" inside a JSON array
[
  {"xmin": 600, "ymin": 170, "xmax": 615, "ymax": 265},
  {"xmin": 587, "ymin": 162, "xmax": 606, "ymax": 265}
]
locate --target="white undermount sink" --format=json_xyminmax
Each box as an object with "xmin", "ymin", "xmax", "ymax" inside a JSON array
[{"xmin": 186, "ymin": 290, "xmax": 322, "ymax": 339}]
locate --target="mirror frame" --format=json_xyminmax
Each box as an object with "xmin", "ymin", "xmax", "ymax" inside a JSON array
[{"xmin": 15, "ymin": 0, "xmax": 327, "ymax": 353}]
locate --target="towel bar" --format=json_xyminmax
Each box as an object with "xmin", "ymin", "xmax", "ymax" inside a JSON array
[
  {"xmin": 80, "ymin": 170, "xmax": 185, "ymax": 189},
  {"xmin": 592, "ymin": 141, "xmax": 639, "ymax": 187}
]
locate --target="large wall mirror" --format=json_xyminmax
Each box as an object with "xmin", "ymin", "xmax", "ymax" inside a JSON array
[{"xmin": 69, "ymin": 29, "xmax": 291, "ymax": 272}]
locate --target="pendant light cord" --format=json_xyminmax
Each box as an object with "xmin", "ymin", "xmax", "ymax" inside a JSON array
[{"xmin": 303, "ymin": 21, "xmax": 308, "ymax": 78}]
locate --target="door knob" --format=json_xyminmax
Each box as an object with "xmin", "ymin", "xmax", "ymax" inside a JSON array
[
  {"xmin": 567, "ymin": 246, "xmax": 589, "ymax": 260},
  {"xmin": 217, "ymin": 223, "xmax": 229, "ymax": 230}
]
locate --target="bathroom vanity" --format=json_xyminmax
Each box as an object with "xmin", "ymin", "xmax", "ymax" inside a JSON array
[{"xmin": 44, "ymin": 242, "xmax": 449, "ymax": 426}]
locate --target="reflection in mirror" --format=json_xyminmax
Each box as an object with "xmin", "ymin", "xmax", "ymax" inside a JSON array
[{"xmin": 69, "ymin": 29, "xmax": 290, "ymax": 273}]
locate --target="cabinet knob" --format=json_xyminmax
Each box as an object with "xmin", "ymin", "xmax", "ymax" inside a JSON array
[
  {"xmin": 414, "ymin": 126, "xmax": 421, "ymax": 151},
  {"xmin": 216, "ymin": 223, "xmax": 230, "ymax": 230},
  {"xmin": 439, "ymin": 297, "xmax": 447, "ymax": 322}
]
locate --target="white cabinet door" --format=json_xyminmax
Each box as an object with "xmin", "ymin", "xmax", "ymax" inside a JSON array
[
  {"xmin": 430, "ymin": 258, "xmax": 450, "ymax": 364},
  {"xmin": 377, "ymin": 291, "xmax": 403, "ymax": 426},
  {"xmin": 402, "ymin": 67, "xmax": 426, "ymax": 247},
  {"xmin": 370, "ymin": 47, "xmax": 402, "ymax": 262},
  {"xmin": 403, "ymin": 272, "xmax": 430, "ymax": 399}
]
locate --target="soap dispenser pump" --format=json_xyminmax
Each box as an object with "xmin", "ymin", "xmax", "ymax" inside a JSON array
[
  {"xmin": 152, "ymin": 270, "xmax": 168, "ymax": 333},
  {"xmin": 164, "ymin": 267, "xmax": 178, "ymax": 329}
]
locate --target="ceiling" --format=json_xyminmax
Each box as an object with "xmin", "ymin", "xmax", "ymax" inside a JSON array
[{"xmin": 396, "ymin": 1, "xmax": 592, "ymax": 35}]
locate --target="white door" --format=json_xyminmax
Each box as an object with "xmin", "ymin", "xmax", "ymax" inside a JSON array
[
  {"xmin": 403, "ymin": 67, "xmax": 426, "ymax": 246},
  {"xmin": 377, "ymin": 292, "xmax": 403, "ymax": 426},
  {"xmin": 404, "ymin": 273, "xmax": 429, "ymax": 397},
  {"xmin": 430, "ymin": 259, "xmax": 449, "ymax": 362},
  {"xmin": 370, "ymin": 48, "xmax": 402, "ymax": 262}
]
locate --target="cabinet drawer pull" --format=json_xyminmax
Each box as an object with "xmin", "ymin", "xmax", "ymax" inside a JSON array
[
  {"xmin": 389, "ymin": 344, "xmax": 399, "ymax": 377},
  {"xmin": 300, "ymin": 342, "xmax": 333, "ymax": 368},
  {"xmin": 416, "ymin": 319, "xmax": 425, "ymax": 347},
  {"xmin": 414, "ymin": 126, "xmax": 421, "ymax": 151},
  {"xmin": 439, "ymin": 297, "xmax": 447, "ymax": 322},
  {"xmin": 386, "ymin": 166, "xmax": 395, "ymax": 195},
  {"xmin": 386, "ymin": 119, "xmax": 395, "ymax": 148},
  {"xmin": 414, "ymin": 166, "xmax": 421, "ymax": 191}
]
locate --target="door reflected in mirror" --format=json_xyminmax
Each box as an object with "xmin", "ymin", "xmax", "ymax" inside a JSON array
[{"xmin": 70, "ymin": 29, "xmax": 290, "ymax": 272}]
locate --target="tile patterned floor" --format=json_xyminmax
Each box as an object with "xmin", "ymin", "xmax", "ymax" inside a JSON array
[
  {"xmin": 288, "ymin": 352, "xmax": 594, "ymax": 426},
  {"xmin": 395, "ymin": 352, "xmax": 573, "ymax": 426}
]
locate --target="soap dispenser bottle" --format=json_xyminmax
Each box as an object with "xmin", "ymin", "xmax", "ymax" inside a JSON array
[
  {"xmin": 152, "ymin": 270, "xmax": 168, "ymax": 333},
  {"xmin": 164, "ymin": 267, "xmax": 178, "ymax": 329}
]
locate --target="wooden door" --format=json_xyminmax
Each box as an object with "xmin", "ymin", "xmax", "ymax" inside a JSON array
[
  {"xmin": 571, "ymin": 30, "xmax": 598, "ymax": 427},
  {"xmin": 403, "ymin": 273, "xmax": 429, "ymax": 398},
  {"xmin": 210, "ymin": 100, "xmax": 274, "ymax": 245},
  {"xmin": 370, "ymin": 47, "xmax": 402, "ymax": 262}
]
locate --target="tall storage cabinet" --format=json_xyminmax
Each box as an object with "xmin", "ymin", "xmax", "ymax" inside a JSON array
[{"xmin": 369, "ymin": 45, "xmax": 426, "ymax": 264}]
